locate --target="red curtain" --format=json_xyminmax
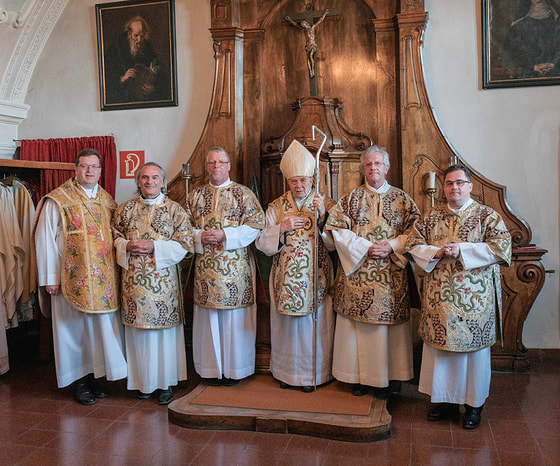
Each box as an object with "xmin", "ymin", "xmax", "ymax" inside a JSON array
[{"xmin": 20, "ymin": 136, "xmax": 117, "ymax": 198}]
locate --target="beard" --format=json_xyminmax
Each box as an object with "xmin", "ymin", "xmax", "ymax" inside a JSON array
[{"xmin": 128, "ymin": 38, "xmax": 146, "ymax": 58}]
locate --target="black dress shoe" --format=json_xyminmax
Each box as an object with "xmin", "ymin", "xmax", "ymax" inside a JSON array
[
  {"xmin": 74, "ymin": 379, "xmax": 96, "ymax": 405},
  {"xmin": 352, "ymin": 384, "xmax": 369, "ymax": 396},
  {"xmin": 137, "ymin": 391, "xmax": 151, "ymax": 399},
  {"xmin": 222, "ymin": 378, "xmax": 240, "ymax": 387},
  {"xmin": 279, "ymin": 382, "xmax": 291, "ymax": 389},
  {"xmin": 158, "ymin": 387, "xmax": 173, "ymax": 405},
  {"xmin": 301, "ymin": 386, "xmax": 314, "ymax": 393},
  {"xmin": 373, "ymin": 386, "xmax": 392, "ymax": 400},
  {"xmin": 427, "ymin": 403, "xmax": 460, "ymax": 421},
  {"xmin": 86, "ymin": 374, "xmax": 107, "ymax": 398},
  {"xmin": 463, "ymin": 404, "xmax": 483, "ymax": 429},
  {"xmin": 204, "ymin": 378, "xmax": 221, "ymax": 386}
]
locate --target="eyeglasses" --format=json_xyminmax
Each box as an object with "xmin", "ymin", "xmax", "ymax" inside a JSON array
[
  {"xmin": 444, "ymin": 180, "xmax": 471, "ymax": 187},
  {"xmin": 77, "ymin": 164, "xmax": 101, "ymax": 170},
  {"xmin": 206, "ymin": 161, "xmax": 229, "ymax": 166}
]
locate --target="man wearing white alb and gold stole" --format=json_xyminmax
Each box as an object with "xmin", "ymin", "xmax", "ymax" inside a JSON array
[
  {"xmin": 188, "ymin": 147, "xmax": 265, "ymax": 386},
  {"xmin": 113, "ymin": 162, "xmax": 193, "ymax": 405},
  {"xmin": 406, "ymin": 164, "xmax": 511, "ymax": 430},
  {"xmin": 325, "ymin": 145, "xmax": 421, "ymax": 399},
  {"xmin": 256, "ymin": 140, "xmax": 336, "ymax": 392},
  {"xmin": 34, "ymin": 149, "xmax": 127, "ymax": 405}
]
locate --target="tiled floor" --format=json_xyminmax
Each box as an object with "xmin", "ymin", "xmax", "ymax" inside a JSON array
[{"xmin": 0, "ymin": 349, "xmax": 558, "ymax": 465}]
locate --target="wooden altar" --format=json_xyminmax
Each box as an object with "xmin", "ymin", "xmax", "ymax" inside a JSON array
[{"xmin": 167, "ymin": 0, "xmax": 547, "ymax": 373}]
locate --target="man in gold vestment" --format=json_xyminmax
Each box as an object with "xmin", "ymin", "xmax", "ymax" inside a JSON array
[
  {"xmin": 407, "ymin": 165, "xmax": 511, "ymax": 429},
  {"xmin": 325, "ymin": 145, "xmax": 421, "ymax": 399},
  {"xmin": 256, "ymin": 140, "xmax": 336, "ymax": 392},
  {"xmin": 187, "ymin": 147, "xmax": 265, "ymax": 386},
  {"xmin": 34, "ymin": 149, "xmax": 127, "ymax": 405},
  {"xmin": 113, "ymin": 162, "xmax": 193, "ymax": 404}
]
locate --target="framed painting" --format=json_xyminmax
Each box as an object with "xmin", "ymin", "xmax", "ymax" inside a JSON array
[
  {"xmin": 95, "ymin": 0, "xmax": 178, "ymax": 110},
  {"xmin": 482, "ymin": 0, "xmax": 560, "ymax": 88}
]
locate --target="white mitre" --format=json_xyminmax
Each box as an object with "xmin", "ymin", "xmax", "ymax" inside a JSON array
[{"xmin": 280, "ymin": 139, "xmax": 315, "ymax": 179}]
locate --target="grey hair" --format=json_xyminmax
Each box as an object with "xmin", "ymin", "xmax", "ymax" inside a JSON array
[
  {"xmin": 361, "ymin": 145, "xmax": 390, "ymax": 169},
  {"xmin": 206, "ymin": 147, "xmax": 231, "ymax": 163},
  {"xmin": 135, "ymin": 162, "xmax": 167, "ymax": 195}
]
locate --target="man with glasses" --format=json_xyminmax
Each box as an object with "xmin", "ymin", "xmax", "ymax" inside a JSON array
[
  {"xmin": 187, "ymin": 147, "xmax": 265, "ymax": 386},
  {"xmin": 34, "ymin": 149, "xmax": 126, "ymax": 405},
  {"xmin": 407, "ymin": 165, "xmax": 511, "ymax": 429},
  {"xmin": 325, "ymin": 145, "xmax": 421, "ymax": 399}
]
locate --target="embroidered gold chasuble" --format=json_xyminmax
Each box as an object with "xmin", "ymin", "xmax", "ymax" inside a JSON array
[
  {"xmin": 112, "ymin": 197, "xmax": 193, "ymax": 329},
  {"xmin": 188, "ymin": 182, "xmax": 265, "ymax": 309},
  {"xmin": 269, "ymin": 190, "xmax": 335, "ymax": 316},
  {"xmin": 325, "ymin": 185, "xmax": 421, "ymax": 324},
  {"xmin": 407, "ymin": 201, "xmax": 512, "ymax": 352},
  {"xmin": 45, "ymin": 178, "xmax": 119, "ymax": 314}
]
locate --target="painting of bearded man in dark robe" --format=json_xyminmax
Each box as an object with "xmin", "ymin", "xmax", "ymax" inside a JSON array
[{"xmin": 98, "ymin": 6, "xmax": 176, "ymax": 110}]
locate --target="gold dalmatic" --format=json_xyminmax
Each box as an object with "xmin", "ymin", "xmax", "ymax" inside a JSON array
[
  {"xmin": 112, "ymin": 197, "xmax": 193, "ymax": 329},
  {"xmin": 188, "ymin": 183, "xmax": 265, "ymax": 309},
  {"xmin": 46, "ymin": 178, "xmax": 119, "ymax": 313},
  {"xmin": 407, "ymin": 201, "xmax": 512, "ymax": 352},
  {"xmin": 270, "ymin": 190, "xmax": 334, "ymax": 316},
  {"xmin": 326, "ymin": 185, "xmax": 421, "ymax": 324}
]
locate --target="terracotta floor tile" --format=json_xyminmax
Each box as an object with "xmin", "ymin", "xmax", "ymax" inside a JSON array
[
  {"xmin": 1, "ymin": 443, "xmax": 38, "ymax": 464},
  {"xmin": 276, "ymin": 449, "xmax": 325, "ymax": 466},
  {"xmin": 190, "ymin": 442, "xmax": 247, "ymax": 465},
  {"xmin": 17, "ymin": 446, "xmax": 75, "ymax": 466},
  {"xmin": 0, "ymin": 350, "xmax": 557, "ymax": 464},
  {"xmin": 150, "ymin": 441, "xmax": 206, "ymax": 464},
  {"xmin": 43, "ymin": 430, "xmax": 98, "ymax": 453},
  {"xmin": 498, "ymin": 448, "xmax": 545, "ymax": 465},
  {"xmin": 411, "ymin": 426, "xmax": 453, "ymax": 447},
  {"xmin": 490, "ymin": 420, "xmax": 540, "ymax": 453},
  {"xmin": 447, "ymin": 447, "xmax": 501, "ymax": 466},
  {"xmin": 9, "ymin": 428, "xmax": 59, "ymax": 448},
  {"xmin": 172, "ymin": 426, "xmax": 216, "ymax": 445},
  {"xmin": 245, "ymin": 431, "xmax": 291, "ymax": 453}
]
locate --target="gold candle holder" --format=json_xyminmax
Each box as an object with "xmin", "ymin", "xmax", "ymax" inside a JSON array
[
  {"xmin": 182, "ymin": 163, "xmax": 192, "ymax": 200},
  {"xmin": 427, "ymin": 187, "xmax": 436, "ymax": 208}
]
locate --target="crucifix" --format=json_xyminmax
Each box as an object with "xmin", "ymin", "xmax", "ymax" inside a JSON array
[{"xmin": 284, "ymin": 2, "xmax": 339, "ymax": 96}]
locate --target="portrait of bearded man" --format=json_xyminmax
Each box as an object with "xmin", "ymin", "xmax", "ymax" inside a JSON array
[{"xmin": 101, "ymin": 12, "xmax": 173, "ymax": 107}]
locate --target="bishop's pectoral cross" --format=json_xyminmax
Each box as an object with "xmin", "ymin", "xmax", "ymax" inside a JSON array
[{"xmin": 284, "ymin": 2, "xmax": 339, "ymax": 96}]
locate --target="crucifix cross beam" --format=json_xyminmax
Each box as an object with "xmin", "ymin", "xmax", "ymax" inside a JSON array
[{"xmin": 284, "ymin": 4, "xmax": 339, "ymax": 96}]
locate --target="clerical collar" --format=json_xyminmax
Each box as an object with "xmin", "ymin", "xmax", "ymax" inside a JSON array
[
  {"xmin": 365, "ymin": 180, "xmax": 389, "ymax": 193},
  {"xmin": 448, "ymin": 197, "xmax": 473, "ymax": 212},
  {"xmin": 210, "ymin": 178, "xmax": 232, "ymax": 188},
  {"xmin": 140, "ymin": 192, "xmax": 165, "ymax": 205},
  {"xmin": 79, "ymin": 183, "xmax": 99, "ymax": 198}
]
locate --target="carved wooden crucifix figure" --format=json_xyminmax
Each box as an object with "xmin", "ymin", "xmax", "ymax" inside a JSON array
[{"xmin": 284, "ymin": 2, "xmax": 339, "ymax": 96}]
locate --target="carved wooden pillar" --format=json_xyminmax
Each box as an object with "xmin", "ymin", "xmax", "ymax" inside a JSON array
[
  {"xmin": 242, "ymin": 29, "xmax": 265, "ymax": 188},
  {"xmin": 371, "ymin": 18, "xmax": 400, "ymax": 187},
  {"xmin": 167, "ymin": 0, "xmax": 244, "ymax": 206}
]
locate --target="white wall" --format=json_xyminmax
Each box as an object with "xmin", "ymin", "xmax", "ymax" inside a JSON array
[
  {"xmin": 423, "ymin": 0, "xmax": 560, "ymax": 348},
  {"xmin": 18, "ymin": 0, "xmax": 560, "ymax": 348},
  {"xmin": 18, "ymin": 0, "xmax": 214, "ymax": 203}
]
